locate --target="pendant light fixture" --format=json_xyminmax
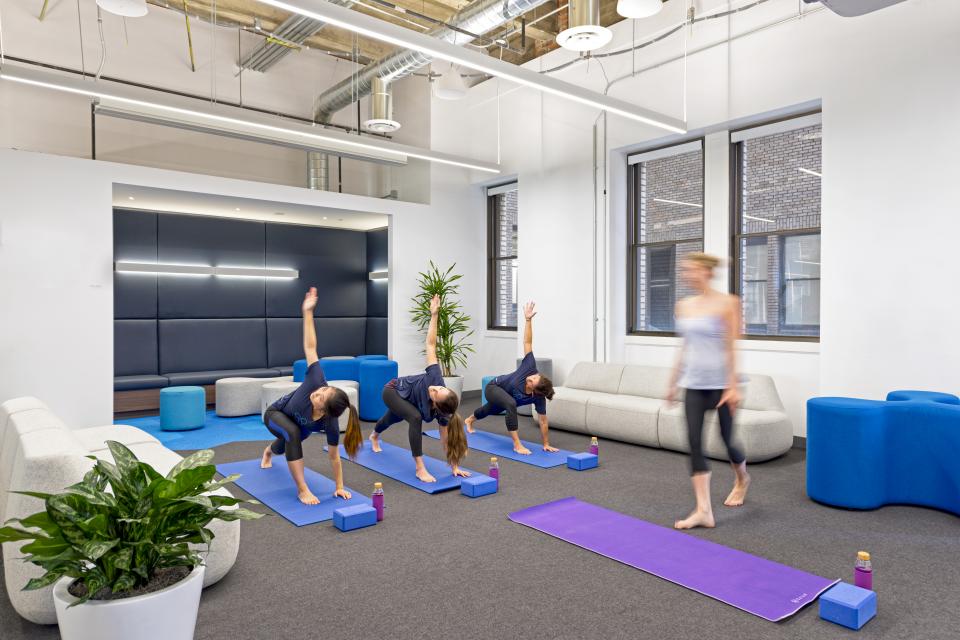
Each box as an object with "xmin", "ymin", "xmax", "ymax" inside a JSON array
[
  {"xmin": 616, "ymin": 0, "xmax": 664, "ymax": 20},
  {"xmin": 433, "ymin": 63, "xmax": 468, "ymax": 101},
  {"xmin": 95, "ymin": 0, "xmax": 148, "ymax": 18}
]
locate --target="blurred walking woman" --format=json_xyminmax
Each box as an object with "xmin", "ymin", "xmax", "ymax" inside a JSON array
[{"xmin": 666, "ymin": 253, "xmax": 750, "ymax": 530}]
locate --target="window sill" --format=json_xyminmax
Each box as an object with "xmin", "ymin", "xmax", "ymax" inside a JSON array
[
  {"xmin": 484, "ymin": 331, "xmax": 518, "ymax": 340},
  {"xmin": 624, "ymin": 335, "xmax": 820, "ymax": 354}
]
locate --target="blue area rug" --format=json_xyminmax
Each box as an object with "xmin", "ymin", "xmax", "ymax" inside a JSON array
[{"xmin": 115, "ymin": 410, "xmax": 271, "ymax": 451}]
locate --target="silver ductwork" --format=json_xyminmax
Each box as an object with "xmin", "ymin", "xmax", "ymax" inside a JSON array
[
  {"xmin": 241, "ymin": 0, "xmax": 355, "ymax": 73},
  {"xmin": 307, "ymin": 151, "xmax": 330, "ymax": 191},
  {"xmin": 364, "ymin": 77, "xmax": 401, "ymax": 132},
  {"xmin": 312, "ymin": 0, "xmax": 551, "ymax": 123},
  {"xmin": 556, "ymin": 0, "xmax": 612, "ymax": 52}
]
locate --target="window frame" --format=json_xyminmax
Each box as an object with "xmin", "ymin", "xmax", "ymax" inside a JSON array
[
  {"xmin": 487, "ymin": 182, "xmax": 519, "ymax": 331},
  {"xmin": 627, "ymin": 137, "xmax": 706, "ymax": 337},
  {"xmin": 728, "ymin": 113, "xmax": 822, "ymax": 342}
]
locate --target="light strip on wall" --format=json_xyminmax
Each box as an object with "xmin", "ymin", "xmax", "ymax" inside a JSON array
[
  {"xmin": 652, "ymin": 198, "xmax": 702, "ymax": 208},
  {"xmin": 258, "ymin": 0, "xmax": 686, "ymax": 133},
  {"xmin": 115, "ymin": 262, "xmax": 299, "ymax": 278},
  {"xmin": 797, "ymin": 167, "xmax": 822, "ymax": 178},
  {"xmin": 0, "ymin": 65, "xmax": 501, "ymax": 174},
  {"xmin": 743, "ymin": 214, "xmax": 773, "ymax": 223},
  {"xmin": 368, "ymin": 269, "xmax": 389, "ymax": 281}
]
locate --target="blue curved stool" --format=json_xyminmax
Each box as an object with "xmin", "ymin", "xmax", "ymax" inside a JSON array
[
  {"xmin": 807, "ymin": 390, "xmax": 960, "ymax": 516},
  {"xmin": 293, "ymin": 359, "xmax": 308, "ymax": 383},
  {"xmin": 356, "ymin": 355, "xmax": 387, "ymax": 361},
  {"xmin": 320, "ymin": 357, "xmax": 360, "ymax": 382},
  {"xmin": 480, "ymin": 375, "xmax": 505, "ymax": 415},
  {"xmin": 159, "ymin": 386, "xmax": 206, "ymax": 431},
  {"xmin": 358, "ymin": 359, "xmax": 399, "ymax": 422}
]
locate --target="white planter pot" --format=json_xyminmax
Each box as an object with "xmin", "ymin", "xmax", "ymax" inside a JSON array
[
  {"xmin": 53, "ymin": 565, "xmax": 205, "ymax": 640},
  {"xmin": 443, "ymin": 375, "xmax": 464, "ymax": 401}
]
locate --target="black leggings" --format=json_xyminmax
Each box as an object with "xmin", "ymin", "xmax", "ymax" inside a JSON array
[
  {"xmin": 264, "ymin": 408, "xmax": 305, "ymax": 462},
  {"xmin": 473, "ymin": 383, "xmax": 519, "ymax": 431},
  {"xmin": 684, "ymin": 388, "xmax": 745, "ymax": 475},
  {"xmin": 374, "ymin": 387, "xmax": 426, "ymax": 458}
]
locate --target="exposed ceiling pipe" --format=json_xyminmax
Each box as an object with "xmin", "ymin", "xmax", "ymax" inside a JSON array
[
  {"xmin": 241, "ymin": 1, "xmax": 355, "ymax": 73},
  {"xmin": 365, "ymin": 76, "xmax": 401, "ymax": 132},
  {"xmin": 312, "ymin": 0, "xmax": 553, "ymax": 124}
]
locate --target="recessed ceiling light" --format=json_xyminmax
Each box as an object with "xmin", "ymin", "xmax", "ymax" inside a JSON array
[
  {"xmin": 234, "ymin": 207, "xmax": 241, "ymax": 211},
  {"xmin": 323, "ymin": 216, "xmax": 328, "ymax": 220},
  {"xmin": 128, "ymin": 196, "xmax": 135, "ymax": 200}
]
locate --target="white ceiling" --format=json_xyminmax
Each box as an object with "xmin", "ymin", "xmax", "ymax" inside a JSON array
[{"xmin": 112, "ymin": 184, "xmax": 389, "ymax": 231}]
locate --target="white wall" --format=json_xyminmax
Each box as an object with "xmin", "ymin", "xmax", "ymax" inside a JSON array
[
  {"xmin": 0, "ymin": 149, "xmax": 482, "ymax": 427},
  {"xmin": 432, "ymin": 0, "xmax": 960, "ymax": 435}
]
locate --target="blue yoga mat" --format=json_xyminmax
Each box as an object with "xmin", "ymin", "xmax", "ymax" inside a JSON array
[
  {"xmin": 424, "ymin": 429, "xmax": 573, "ymax": 468},
  {"xmin": 117, "ymin": 411, "xmax": 271, "ymax": 451},
  {"xmin": 331, "ymin": 440, "xmax": 479, "ymax": 494},
  {"xmin": 217, "ymin": 458, "xmax": 370, "ymax": 527}
]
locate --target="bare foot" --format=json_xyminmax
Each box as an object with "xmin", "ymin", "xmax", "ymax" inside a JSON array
[
  {"xmin": 415, "ymin": 468, "xmax": 437, "ymax": 483},
  {"xmin": 298, "ymin": 489, "xmax": 320, "ymax": 505},
  {"xmin": 260, "ymin": 447, "xmax": 273, "ymax": 469},
  {"xmin": 514, "ymin": 445, "xmax": 532, "ymax": 455},
  {"xmin": 674, "ymin": 510, "xmax": 715, "ymax": 530},
  {"xmin": 369, "ymin": 431, "xmax": 382, "ymax": 453},
  {"xmin": 724, "ymin": 473, "xmax": 751, "ymax": 507},
  {"xmin": 465, "ymin": 415, "xmax": 476, "ymax": 434}
]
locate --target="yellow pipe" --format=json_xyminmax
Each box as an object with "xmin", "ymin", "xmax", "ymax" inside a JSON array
[
  {"xmin": 183, "ymin": 0, "xmax": 197, "ymax": 72},
  {"xmin": 39, "ymin": 0, "xmax": 50, "ymax": 21},
  {"xmin": 266, "ymin": 35, "xmax": 302, "ymax": 51}
]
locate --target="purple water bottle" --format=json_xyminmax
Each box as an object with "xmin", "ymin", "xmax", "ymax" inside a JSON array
[
  {"xmin": 854, "ymin": 551, "xmax": 873, "ymax": 590},
  {"xmin": 489, "ymin": 457, "xmax": 499, "ymax": 490},
  {"xmin": 589, "ymin": 437, "xmax": 599, "ymax": 456},
  {"xmin": 372, "ymin": 482, "xmax": 384, "ymax": 522}
]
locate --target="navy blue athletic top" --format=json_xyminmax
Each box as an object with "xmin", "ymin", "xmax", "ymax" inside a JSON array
[
  {"xmin": 390, "ymin": 364, "xmax": 449, "ymax": 426},
  {"xmin": 493, "ymin": 352, "xmax": 547, "ymax": 415},
  {"xmin": 270, "ymin": 361, "xmax": 340, "ymax": 445}
]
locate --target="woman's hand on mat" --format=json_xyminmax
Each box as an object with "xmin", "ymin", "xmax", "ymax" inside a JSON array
[
  {"xmin": 524, "ymin": 301, "xmax": 537, "ymax": 320},
  {"xmin": 429, "ymin": 294, "xmax": 440, "ymax": 316},
  {"xmin": 302, "ymin": 287, "xmax": 318, "ymax": 314},
  {"xmin": 542, "ymin": 444, "xmax": 559, "ymax": 453},
  {"xmin": 334, "ymin": 487, "xmax": 352, "ymax": 500},
  {"xmin": 452, "ymin": 466, "xmax": 471, "ymax": 477},
  {"xmin": 717, "ymin": 388, "xmax": 741, "ymax": 414}
]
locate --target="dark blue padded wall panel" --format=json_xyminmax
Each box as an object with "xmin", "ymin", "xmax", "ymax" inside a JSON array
[
  {"xmin": 158, "ymin": 319, "xmax": 267, "ymax": 374},
  {"xmin": 115, "ymin": 320, "xmax": 159, "ymax": 376},
  {"xmin": 157, "ymin": 214, "xmax": 266, "ymax": 319},
  {"xmin": 366, "ymin": 227, "xmax": 388, "ymax": 319},
  {"xmin": 265, "ymin": 224, "xmax": 366, "ymax": 318},
  {"xmin": 365, "ymin": 317, "xmax": 388, "ymax": 356},
  {"xmin": 266, "ymin": 318, "xmax": 366, "ymax": 366},
  {"xmin": 114, "ymin": 210, "xmax": 158, "ymax": 319}
]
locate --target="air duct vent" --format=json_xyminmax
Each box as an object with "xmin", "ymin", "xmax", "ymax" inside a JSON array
[
  {"xmin": 557, "ymin": 0, "xmax": 612, "ymax": 52},
  {"xmin": 364, "ymin": 77, "xmax": 401, "ymax": 133}
]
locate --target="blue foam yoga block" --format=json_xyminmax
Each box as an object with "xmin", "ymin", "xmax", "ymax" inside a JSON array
[
  {"xmin": 460, "ymin": 474, "xmax": 497, "ymax": 498},
  {"xmin": 819, "ymin": 582, "xmax": 876, "ymax": 630},
  {"xmin": 333, "ymin": 504, "xmax": 378, "ymax": 532},
  {"xmin": 567, "ymin": 452, "xmax": 598, "ymax": 471}
]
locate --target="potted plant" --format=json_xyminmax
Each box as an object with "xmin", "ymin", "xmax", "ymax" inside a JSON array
[
  {"xmin": 0, "ymin": 441, "xmax": 262, "ymax": 640},
  {"xmin": 410, "ymin": 261, "xmax": 475, "ymax": 399}
]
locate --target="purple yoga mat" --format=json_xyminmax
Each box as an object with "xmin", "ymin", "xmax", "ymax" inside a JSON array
[{"xmin": 509, "ymin": 497, "xmax": 838, "ymax": 622}]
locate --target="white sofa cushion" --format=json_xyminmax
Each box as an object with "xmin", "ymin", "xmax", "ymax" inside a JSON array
[
  {"xmin": 0, "ymin": 409, "xmax": 69, "ymax": 518},
  {"xmin": 0, "ymin": 397, "xmax": 49, "ymax": 444},
  {"xmin": 565, "ymin": 362, "xmax": 625, "ymax": 394},
  {"xmin": 617, "ymin": 365, "xmax": 673, "ymax": 399},
  {"xmin": 658, "ymin": 402, "xmax": 792, "ymax": 463},
  {"xmin": 74, "ymin": 424, "xmax": 160, "ymax": 451},
  {"xmin": 584, "ymin": 392, "xmax": 661, "ymax": 447},
  {"xmin": 538, "ymin": 387, "xmax": 594, "ymax": 431},
  {"xmin": 740, "ymin": 374, "xmax": 786, "ymax": 412}
]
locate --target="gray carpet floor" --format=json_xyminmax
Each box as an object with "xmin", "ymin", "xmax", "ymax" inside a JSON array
[{"xmin": 2, "ymin": 396, "xmax": 958, "ymax": 639}]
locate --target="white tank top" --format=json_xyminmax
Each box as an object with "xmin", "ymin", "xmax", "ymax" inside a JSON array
[{"xmin": 676, "ymin": 315, "xmax": 729, "ymax": 390}]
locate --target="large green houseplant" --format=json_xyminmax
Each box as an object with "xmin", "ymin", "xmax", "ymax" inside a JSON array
[
  {"xmin": 0, "ymin": 441, "xmax": 261, "ymax": 639},
  {"xmin": 410, "ymin": 261, "xmax": 474, "ymax": 377}
]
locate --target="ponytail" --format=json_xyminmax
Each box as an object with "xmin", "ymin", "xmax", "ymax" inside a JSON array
[
  {"xmin": 343, "ymin": 405, "xmax": 362, "ymax": 460},
  {"xmin": 444, "ymin": 413, "xmax": 468, "ymax": 467}
]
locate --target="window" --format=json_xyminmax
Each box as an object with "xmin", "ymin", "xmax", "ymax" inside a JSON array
[
  {"xmin": 628, "ymin": 140, "xmax": 704, "ymax": 334},
  {"xmin": 732, "ymin": 114, "xmax": 821, "ymax": 338},
  {"xmin": 487, "ymin": 182, "xmax": 518, "ymax": 330}
]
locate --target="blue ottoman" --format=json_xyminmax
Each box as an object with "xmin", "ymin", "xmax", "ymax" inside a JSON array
[
  {"xmin": 320, "ymin": 357, "xmax": 360, "ymax": 382},
  {"xmin": 480, "ymin": 375, "xmax": 504, "ymax": 415},
  {"xmin": 356, "ymin": 355, "xmax": 387, "ymax": 361},
  {"xmin": 359, "ymin": 359, "xmax": 399, "ymax": 421},
  {"xmin": 807, "ymin": 390, "xmax": 960, "ymax": 516},
  {"xmin": 293, "ymin": 359, "xmax": 308, "ymax": 383},
  {"xmin": 160, "ymin": 386, "xmax": 206, "ymax": 431}
]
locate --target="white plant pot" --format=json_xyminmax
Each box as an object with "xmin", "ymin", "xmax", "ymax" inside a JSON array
[
  {"xmin": 53, "ymin": 564, "xmax": 204, "ymax": 640},
  {"xmin": 443, "ymin": 375, "xmax": 464, "ymax": 401}
]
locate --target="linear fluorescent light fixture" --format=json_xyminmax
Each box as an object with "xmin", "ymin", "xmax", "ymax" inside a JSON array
[
  {"xmin": 368, "ymin": 269, "xmax": 389, "ymax": 281},
  {"xmin": 0, "ymin": 65, "xmax": 500, "ymax": 174},
  {"xmin": 115, "ymin": 262, "xmax": 299, "ymax": 278},
  {"xmin": 257, "ymin": 0, "xmax": 686, "ymax": 133},
  {"xmin": 798, "ymin": 167, "xmax": 822, "ymax": 178},
  {"xmin": 743, "ymin": 214, "xmax": 773, "ymax": 223}
]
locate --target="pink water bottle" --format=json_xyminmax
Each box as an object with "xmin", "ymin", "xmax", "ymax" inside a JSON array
[
  {"xmin": 854, "ymin": 551, "xmax": 873, "ymax": 590},
  {"xmin": 589, "ymin": 437, "xmax": 599, "ymax": 456},
  {"xmin": 489, "ymin": 457, "xmax": 500, "ymax": 490},
  {"xmin": 372, "ymin": 482, "xmax": 384, "ymax": 522}
]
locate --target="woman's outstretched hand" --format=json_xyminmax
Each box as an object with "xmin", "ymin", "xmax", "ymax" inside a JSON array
[
  {"xmin": 429, "ymin": 294, "xmax": 441, "ymax": 316},
  {"xmin": 524, "ymin": 301, "xmax": 537, "ymax": 320},
  {"xmin": 302, "ymin": 287, "xmax": 318, "ymax": 314}
]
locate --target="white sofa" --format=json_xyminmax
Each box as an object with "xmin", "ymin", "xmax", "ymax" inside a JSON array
[
  {"xmin": 538, "ymin": 363, "xmax": 793, "ymax": 462},
  {"xmin": 0, "ymin": 397, "xmax": 240, "ymax": 624}
]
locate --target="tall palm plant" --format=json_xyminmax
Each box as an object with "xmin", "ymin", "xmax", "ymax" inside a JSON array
[{"xmin": 410, "ymin": 261, "xmax": 474, "ymax": 377}]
